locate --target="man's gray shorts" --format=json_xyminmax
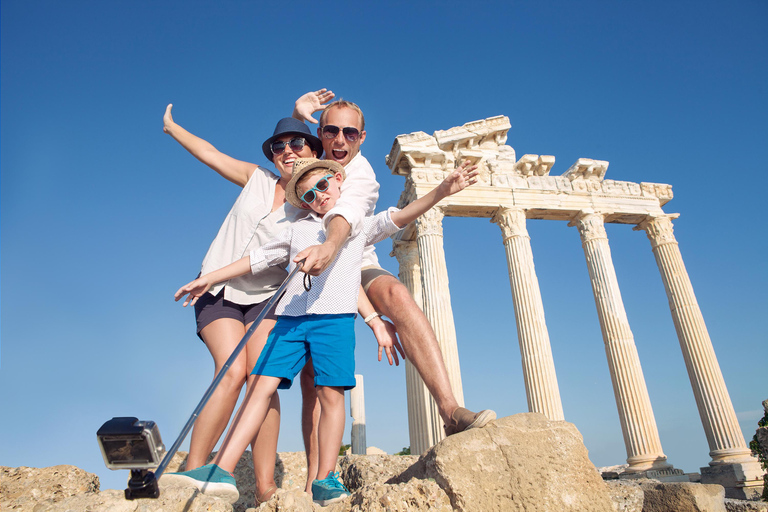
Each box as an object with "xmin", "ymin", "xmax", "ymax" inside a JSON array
[{"xmin": 361, "ymin": 265, "xmax": 395, "ymax": 292}]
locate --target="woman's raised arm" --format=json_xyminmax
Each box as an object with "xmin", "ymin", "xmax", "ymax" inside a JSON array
[{"xmin": 163, "ymin": 104, "xmax": 257, "ymax": 187}]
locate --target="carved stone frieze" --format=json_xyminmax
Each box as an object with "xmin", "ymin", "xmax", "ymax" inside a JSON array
[
  {"xmin": 641, "ymin": 183, "xmax": 674, "ymax": 205},
  {"xmin": 563, "ymin": 158, "xmax": 609, "ymax": 182},
  {"xmin": 415, "ymin": 207, "xmax": 445, "ymax": 238},
  {"xmin": 391, "ymin": 240, "xmax": 420, "ymax": 269}
]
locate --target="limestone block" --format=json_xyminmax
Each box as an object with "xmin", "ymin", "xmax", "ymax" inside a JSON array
[
  {"xmin": 395, "ymin": 413, "xmax": 615, "ymax": 512},
  {"xmin": 701, "ymin": 461, "xmax": 765, "ymax": 500},
  {"xmin": 639, "ymin": 480, "xmax": 726, "ymax": 512}
]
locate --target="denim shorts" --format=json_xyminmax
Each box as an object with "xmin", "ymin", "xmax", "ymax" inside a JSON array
[
  {"xmin": 194, "ymin": 289, "xmax": 278, "ymax": 341},
  {"xmin": 251, "ymin": 314, "xmax": 356, "ymax": 390}
]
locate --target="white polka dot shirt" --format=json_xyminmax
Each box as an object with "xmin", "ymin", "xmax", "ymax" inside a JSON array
[{"xmin": 249, "ymin": 208, "xmax": 401, "ymax": 317}]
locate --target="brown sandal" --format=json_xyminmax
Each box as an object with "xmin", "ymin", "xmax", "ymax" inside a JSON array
[{"xmin": 255, "ymin": 484, "xmax": 278, "ymax": 506}]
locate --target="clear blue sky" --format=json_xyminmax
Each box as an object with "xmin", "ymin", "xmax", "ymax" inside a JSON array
[{"xmin": 2, "ymin": 0, "xmax": 766, "ymax": 492}]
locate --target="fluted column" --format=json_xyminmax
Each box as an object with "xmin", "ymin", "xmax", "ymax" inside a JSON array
[
  {"xmin": 492, "ymin": 207, "xmax": 564, "ymax": 420},
  {"xmin": 392, "ymin": 240, "xmax": 442, "ymax": 453},
  {"xmin": 636, "ymin": 215, "xmax": 754, "ymax": 464},
  {"xmin": 350, "ymin": 374, "xmax": 367, "ymax": 455},
  {"xmin": 570, "ymin": 211, "xmax": 671, "ymax": 472},
  {"xmin": 414, "ymin": 207, "xmax": 465, "ymax": 416}
]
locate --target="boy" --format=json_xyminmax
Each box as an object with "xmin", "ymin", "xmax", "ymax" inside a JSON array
[{"xmin": 164, "ymin": 157, "xmax": 478, "ymax": 506}]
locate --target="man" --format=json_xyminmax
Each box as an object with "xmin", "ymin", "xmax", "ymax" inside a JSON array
[{"xmin": 292, "ymin": 90, "xmax": 495, "ymax": 485}]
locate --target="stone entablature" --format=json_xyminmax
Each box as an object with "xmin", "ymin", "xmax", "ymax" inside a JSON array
[{"xmin": 385, "ymin": 115, "xmax": 673, "ymax": 228}]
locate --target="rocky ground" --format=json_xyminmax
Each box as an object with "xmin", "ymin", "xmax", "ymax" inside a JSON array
[{"xmin": 2, "ymin": 413, "xmax": 766, "ymax": 511}]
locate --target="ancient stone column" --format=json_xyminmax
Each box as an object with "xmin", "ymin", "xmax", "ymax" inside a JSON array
[
  {"xmin": 392, "ymin": 240, "xmax": 442, "ymax": 454},
  {"xmin": 350, "ymin": 374, "xmax": 366, "ymax": 455},
  {"xmin": 636, "ymin": 215, "xmax": 761, "ymax": 497},
  {"xmin": 491, "ymin": 207, "xmax": 564, "ymax": 421},
  {"xmin": 414, "ymin": 207, "xmax": 465, "ymax": 415},
  {"xmin": 570, "ymin": 211, "xmax": 671, "ymax": 472}
]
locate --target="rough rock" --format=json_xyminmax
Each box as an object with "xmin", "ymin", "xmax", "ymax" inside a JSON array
[
  {"xmin": 244, "ymin": 488, "xmax": 315, "ymax": 512},
  {"xmin": 339, "ymin": 454, "xmax": 419, "ymax": 491},
  {"xmin": 725, "ymin": 497, "xmax": 768, "ymax": 512},
  {"xmin": 1, "ymin": 465, "xmax": 100, "ymax": 511},
  {"xmin": 336, "ymin": 479, "xmax": 453, "ymax": 512},
  {"xmin": 605, "ymin": 480, "xmax": 645, "ymax": 512},
  {"xmin": 394, "ymin": 413, "xmax": 615, "ymax": 511},
  {"xmin": 639, "ymin": 480, "xmax": 726, "ymax": 512}
]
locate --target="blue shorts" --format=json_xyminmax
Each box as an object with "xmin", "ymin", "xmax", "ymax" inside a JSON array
[{"xmin": 251, "ymin": 314, "xmax": 356, "ymax": 390}]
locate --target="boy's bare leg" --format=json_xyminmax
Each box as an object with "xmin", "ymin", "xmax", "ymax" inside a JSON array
[
  {"xmin": 366, "ymin": 276, "xmax": 460, "ymax": 425},
  {"xmin": 212, "ymin": 375, "xmax": 283, "ymax": 472},
  {"xmin": 315, "ymin": 386, "xmax": 346, "ymax": 480},
  {"xmin": 243, "ymin": 319, "xmax": 282, "ymax": 500},
  {"xmin": 300, "ymin": 363, "xmax": 320, "ymax": 493}
]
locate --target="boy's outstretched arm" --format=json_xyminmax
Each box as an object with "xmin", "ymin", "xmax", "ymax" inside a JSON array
[
  {"xmin": 390, "ymin": 160, "xmax": 479, "ymax": 229},
  {"xmin": 174, "ymin": 256, "xmax": 251, "ymax": 307}
]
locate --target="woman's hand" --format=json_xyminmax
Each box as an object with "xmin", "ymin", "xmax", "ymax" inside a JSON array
[
  {"xmin": 174, "ymin": 276, "xmax": 213, "ymax": 307},
  {"xmin": 163, "ymin": 104, "xmax": 175, "ymax": 134},
  {"xmin": 293, "ymin": 89, "xmax": 335, "ymax": 124}
]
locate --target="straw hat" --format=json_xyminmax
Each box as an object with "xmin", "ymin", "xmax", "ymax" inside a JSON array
[{"xmin": 285, "ymin": 158, "xmax": 346, "ymax": 209}]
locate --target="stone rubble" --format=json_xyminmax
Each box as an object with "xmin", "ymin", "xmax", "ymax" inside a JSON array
[{"xmin": 2, "ymin": 413, "xmax": 766, "ymax": 512}]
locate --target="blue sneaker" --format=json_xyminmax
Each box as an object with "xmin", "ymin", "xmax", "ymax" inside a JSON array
[
  {"xmin": 160, "ymin": 463, "xmax": 239, "ymax": 503},
  {"xmin": 311, "ymin": 471, "xmax": 350, "ymax": 506}
]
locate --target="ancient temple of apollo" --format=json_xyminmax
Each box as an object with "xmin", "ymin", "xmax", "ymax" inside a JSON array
[{"xmin": 383, "ymin": 115, "xmax": 762, "ymax": 499}]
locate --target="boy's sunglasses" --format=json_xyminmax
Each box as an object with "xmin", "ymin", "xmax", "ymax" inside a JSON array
[
  {"xmin": 300, "ymin": 174, "xmax": 335, "ymax": 204},
  {"xmin": 271, "ymin": 137, "xmax": 307, "ymax": 155},
  {"xmin": 321, "ymin": 125, "xmax": 361, "ymax": 143}
]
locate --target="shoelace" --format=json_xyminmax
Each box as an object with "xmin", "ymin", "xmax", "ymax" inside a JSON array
[{"xmin": 327, "ymin": 472, "xmax": 350, "ymax": 492}]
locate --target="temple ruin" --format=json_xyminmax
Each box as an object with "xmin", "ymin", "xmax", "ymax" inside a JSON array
[{"xmin": 384, "ymin": 115, "xmax": 762, "ymax": 499}]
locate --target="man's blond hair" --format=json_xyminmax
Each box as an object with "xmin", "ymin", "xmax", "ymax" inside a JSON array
[{"xmin": 319, "ymin": 99, "xmax": 365, "ymax": 131}]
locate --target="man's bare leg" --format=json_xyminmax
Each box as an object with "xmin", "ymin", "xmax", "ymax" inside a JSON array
[{"xmin": 300, "ymin": 362, "xmax": 320, "ymax": 493}]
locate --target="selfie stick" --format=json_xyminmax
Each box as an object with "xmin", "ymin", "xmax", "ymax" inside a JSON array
[{"xmin": 127, "ymin": 260, "xmax": 306, "ymax": 498}]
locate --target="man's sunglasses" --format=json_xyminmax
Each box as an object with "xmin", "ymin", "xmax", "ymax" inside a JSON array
[
  {"xmin": 300, "ymin": 174, "xmax": 335, "ymax": 205},
  {"xmin": 321, "ymin": 125, "xmax": 361, "ymax": 143},
  {"xmin": 271, "ymin": 137, "xmax": 307, "ymax": 155}
]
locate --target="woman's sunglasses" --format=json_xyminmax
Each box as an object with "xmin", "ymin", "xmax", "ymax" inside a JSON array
[
  {"xmin": 321, "ymin": 125, "xmax": 361, "ymax": 143},
  {"xmin": 300, "ymin": 174, "xmax": 335, "ymax": 204},
  {"xmin": 271, "ymin": 137, "xmax": 307, "ymax": 155}
]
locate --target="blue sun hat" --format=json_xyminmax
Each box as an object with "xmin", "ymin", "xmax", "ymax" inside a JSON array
[{"xmin": 262, "ymin": 117, "xmax": 324, "ymax": 162}]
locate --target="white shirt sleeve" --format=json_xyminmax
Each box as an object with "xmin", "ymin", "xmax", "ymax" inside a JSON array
[
  {"xmin": 322, "ymin": 154, "xmax": 379, "ymax": 238},
  {"xmin": 249, "ymin": 227, "xmax": 292, "ymax": 275}
]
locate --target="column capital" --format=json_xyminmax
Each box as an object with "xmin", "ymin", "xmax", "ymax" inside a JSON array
[
  {"xmin": 415, "ymin": 207, "xmax": 445, "ymax": 237},
  {"xmin": 569, "ymin": 210, "xmax": 607, "ymax": 244},
  {"xmin": 491, "ymin": 206, "xmax": 529, "ymax": 241},
  {"xmin": 634, "ymin": 214, "xmax": 680, "ymax": 250},
  {"xmin": 391, "ymin": 240, "xmax": 419, "ymax": 268}
]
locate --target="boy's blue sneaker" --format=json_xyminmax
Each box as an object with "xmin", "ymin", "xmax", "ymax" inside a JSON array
[
  {"xmin": 311, "ymin": 471, "xmax": 350, "ymax": 506},
  {"xmin": 160, "ymin": 463, "xmax": 239, "ymax": 503}
]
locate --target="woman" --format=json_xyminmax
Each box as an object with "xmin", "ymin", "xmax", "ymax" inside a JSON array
[{"xmin": 163, "ymin": 104, "xmax": 323, "ymax": 504}]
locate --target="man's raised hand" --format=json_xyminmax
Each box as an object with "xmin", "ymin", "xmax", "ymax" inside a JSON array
[{"xmin": 293, "ymin": 89, "xmax": 335, "ymax": 124}]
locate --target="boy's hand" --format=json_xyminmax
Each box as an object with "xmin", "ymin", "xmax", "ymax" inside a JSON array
[
  {"xmin": 369, "ymin": 317, "xmax": 406, "ymax": 366},
  {"xmin": 293, "ymin": 89, "xmax": 335, "ymax": 124},
  {"xmin": 174, "ymin": 276, "xmax": 213, "ymax": 307},
  {"xmin": 438, "ymin": 159, "xmax": 479, "ymax": 198}
]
